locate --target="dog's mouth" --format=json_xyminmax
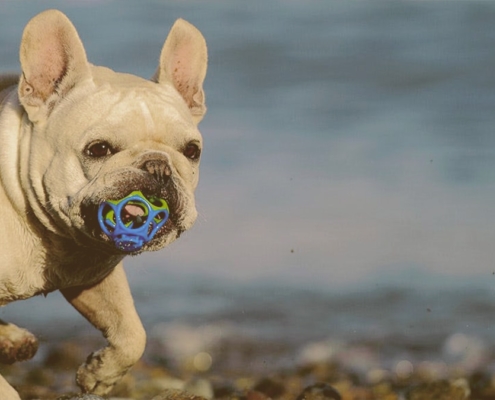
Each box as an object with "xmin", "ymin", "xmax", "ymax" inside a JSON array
[
  {"xmin": 73, "ymin": 155, "xmax": 196, "ymax": 253},
  {"xmin": 80, "ymin": 184, "xmax": 185, "ymax": 253}
]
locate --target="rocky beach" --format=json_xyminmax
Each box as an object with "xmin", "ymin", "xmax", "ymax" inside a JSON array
[
  {"xmin": 3, "ymin": 277, "xmax": 495, "ymax": 400},
  {"xmin": 2, "ymin": 342, "xmax": 495, "ymax": 400},
  {"xmin": 4, "ymin": 329, "xmax": 495, "ymax": 400}
]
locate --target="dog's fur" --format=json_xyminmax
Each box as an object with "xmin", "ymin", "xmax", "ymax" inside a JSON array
[{"xmin": 0, "ymin": 10, "xmax": 207, "ymax": 398}]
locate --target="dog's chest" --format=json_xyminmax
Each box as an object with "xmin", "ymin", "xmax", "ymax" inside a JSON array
[
  {"xmin": 0, "ymin": 262, "xmax": 47, "ymax": 305},
  {"xmin": 0, "ymin": 247, "xmax": 121, "ymax": 305}
]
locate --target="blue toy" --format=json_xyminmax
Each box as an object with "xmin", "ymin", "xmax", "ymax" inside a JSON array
[{"xmin": 98, "ymin": 191, "xmax": 169, "ymax": 252}]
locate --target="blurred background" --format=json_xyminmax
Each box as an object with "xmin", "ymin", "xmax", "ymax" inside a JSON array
[{"xmin": 1, "ymin": 0, "xmax": 495, "ymax": 376}]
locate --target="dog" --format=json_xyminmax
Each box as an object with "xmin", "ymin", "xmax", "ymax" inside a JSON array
[{"xmin": 0, "ymin": 9, "xmax": 207, "ymax": 398}]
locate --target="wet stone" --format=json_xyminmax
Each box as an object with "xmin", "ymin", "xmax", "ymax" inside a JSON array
[
  {"xmin": 469, "ymin": 371, "xmax": 495, "ymax": 399},
  {"xmin": 405, "ymin": 380, "xmax": 469, "ymax": 400},
  {"xmin": 229, "ymin": 390, "xmax": 271, "ymax": 400},
  {"xmin": 253, "ymin": 377, "xmax": 286, "ymax": 398},
  {"xmin": 245, "ymin": 390, "xmax": 272, "ymax": 400},
  {"xmin": 57, "ymin": 395, "xmax": 105, "ymax": 400},
  {"xmin": 151, "ymin": 388, "xmax": 208, "ymax": 400},
  {"xmin": 371, "ymin": 382, "xmax": 399, "ymax": 400},
  {"xmin": 211, "ymin": 379, "xmax": 237, "ymax": 399},
  {"xmin": 296, "ymin": 383, "xmax": 342, "ymax": 400}
]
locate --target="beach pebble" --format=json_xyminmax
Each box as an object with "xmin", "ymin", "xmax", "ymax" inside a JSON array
[
  {"xmin": 296, "ymin": 383, "xmax": 342, "ymax": 400},
  {"xmin": 253, "ymin": 377, "xmax": 286, "ymax": 398},
  {"xmin": 151, "ymin": 388, "xmax": 208, "ymax": 400},
  {"xmin": 371, "ymin": 382, "xmax": 398, "ymax": 400},
  {"xmin": 210, "ymin": 378, "xmax": 237, "ymax": 398},
  {"xmin": 131, "ymin": 376, "xmax": 185, "ymax": 398},
  {"xmin": 245, "ymin": 390, "xmax": 271, "ymax": 400},
  {"xmin": 469, "ymin": 371, "xmax": 495, "ymax": 398},
  {"xmin": 405, "ymin": 379, "xmax": 469, "ymax": 400}
]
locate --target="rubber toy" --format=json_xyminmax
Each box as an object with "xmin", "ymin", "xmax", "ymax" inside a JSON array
[{"xmin": 98, "ymin": 191, "xmax": 169, "ymax": 252}]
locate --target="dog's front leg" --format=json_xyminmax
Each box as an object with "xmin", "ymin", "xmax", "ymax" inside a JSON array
[{"xmin": 60, "ymin": 262, "xmax": 146, "ymax": 395}]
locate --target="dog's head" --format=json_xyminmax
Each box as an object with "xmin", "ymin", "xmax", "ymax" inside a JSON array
[{"xmin": 16, "ymin": 10, "xmax": 207, "ymax": 254}]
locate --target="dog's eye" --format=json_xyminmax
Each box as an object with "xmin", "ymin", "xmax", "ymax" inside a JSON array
[
  {"xmin": 183, "ymin": 142, "xmax": 201, "ymax": 160},
  {"xmin": 86, "ymin": 142, "xmax": 114, "ymax": 158}
]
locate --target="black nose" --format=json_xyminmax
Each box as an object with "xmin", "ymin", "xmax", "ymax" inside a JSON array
[{"xmin": 142, "ymin": 158, "xmax": 171, "ymax": 185}]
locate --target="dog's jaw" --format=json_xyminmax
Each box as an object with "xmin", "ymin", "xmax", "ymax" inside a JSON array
[{"xmin": 66, "ymin": 161, "xmax": 197, "ymax": 254}]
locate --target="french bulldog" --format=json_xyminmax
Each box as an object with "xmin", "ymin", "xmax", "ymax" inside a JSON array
[{"xmin": 0, "ymin": 9, "xmax": 207, "ymax": 398}]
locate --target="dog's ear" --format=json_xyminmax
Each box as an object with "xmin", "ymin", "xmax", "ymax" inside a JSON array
[
  {"xmin": 18, "ymin": 10, "xmax": 91, "ymax": 123},
  {"xmin": 153, "ymin": 19, "xmax": 208, "ymax": 124}
]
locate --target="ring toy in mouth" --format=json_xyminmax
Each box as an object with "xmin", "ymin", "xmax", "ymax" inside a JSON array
[{"xmin": 98, "ymin": 191, "xmax": 169, "ymax": 252}]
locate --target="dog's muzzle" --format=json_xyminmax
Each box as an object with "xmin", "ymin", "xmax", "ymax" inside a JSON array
[
  {"xmin": 79, "ymin": 153, "xmax": 187, "ymax": 251},
  {"xmin": 98, "ymin": 190, "xmax": 169, "ymax": 252}
]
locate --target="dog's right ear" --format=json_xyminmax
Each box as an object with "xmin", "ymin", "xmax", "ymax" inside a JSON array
[{"xmin": 18, "ymin": 10, "xmax": 91, "ymax": 123}]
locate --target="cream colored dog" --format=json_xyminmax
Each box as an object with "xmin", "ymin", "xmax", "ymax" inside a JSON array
[{"xmin": 0, "ymin": 9, "xmax": 207, "ymax": 398}]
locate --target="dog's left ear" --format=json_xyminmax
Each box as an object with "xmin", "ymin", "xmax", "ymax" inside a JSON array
[
  {"xmin": 18, "ymin": 10, "xmax": 91, "ymax": 123},
  {"xmin": 153, "ymin": 19, "xmax": 208, "ymax": 125}
]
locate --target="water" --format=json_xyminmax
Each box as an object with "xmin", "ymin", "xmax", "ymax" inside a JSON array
[{"xmin": 1, "ymin": 0, "xmax": 495, "ymax": 371}]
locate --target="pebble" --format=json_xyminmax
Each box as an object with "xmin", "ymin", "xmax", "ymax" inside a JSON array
[
  {"xmin": 151, "ymin": 388, "xmax": 208, "ymax": 400},
  {"xmin": 108, "ymin": 398, "xmax": 134, "ymax": 400},
  {"xmin": 295, "ymin": 383, "xmax": 342, "ymax": 400},
  {"xmin": 405, "ymin": 379, "xmax": 470, "ymax": 400},
  {"xmin": 253, "ymin": 377, "xmax": 286, "ymax": 398}
]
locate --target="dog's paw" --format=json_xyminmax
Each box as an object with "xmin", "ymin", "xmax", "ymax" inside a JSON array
[
  {"xmin": 0, "ymin": 322, "xmax": 38, "ymax": 364},
  {"xmin": 76, "ymin": 349, "xmax": 130, "ymax": 395}
]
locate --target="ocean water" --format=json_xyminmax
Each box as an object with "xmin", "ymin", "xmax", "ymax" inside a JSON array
[{"xmin": 1, "ymin": 0, "xmax": 495, "ymax": 372}]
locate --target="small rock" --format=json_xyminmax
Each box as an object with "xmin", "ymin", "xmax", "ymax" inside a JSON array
[
  {"xmin": 253, "ymin": 377, "xmax": 285, "ymax": 398},
  {"xmin": 228, "ymin": 390, "xmax": 270, "ymax": 400},
  {"xmin": 109, "ymin": 398, "xmax": 134, "ymax": 400},
  {"xmin": 372, "ymin": 382, "xmax": 399, "ymax": 400},
  {"xmin": 132, "ymin": 376, "xmax": 185, "ymax": 398},
  {"xmin": 151, "ymin": 389, "xmax": 208, "ymax": 400},
  {"xmin": 405, "ymin": 380, "xmax": 469, "ymax": 400},
  {"xmin": 211, "ymin": 378, "xmax": 236, "ymax": 398},
  {"xmin": 108, "ymin": 398, "xmax": 134, "ymax": 400},
  {"xmin": 57, "ymin": 395, "xmax": 105, "ymax": 400},
  {"xmin": 469, "ymin": 371, "xmax": 495, "ymax": 398},
  {"xmin": 296, "ymin": 383, "xmax": 342, "ymax": 400},
  {"xmin": 246, "ymin": 390, "xmax": 271, "ymax": 400}
]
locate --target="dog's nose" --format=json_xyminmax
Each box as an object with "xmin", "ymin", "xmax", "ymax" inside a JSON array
[{"xmin": 142, "ymin": 158, "xmax": 171, "ymax": 185}]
